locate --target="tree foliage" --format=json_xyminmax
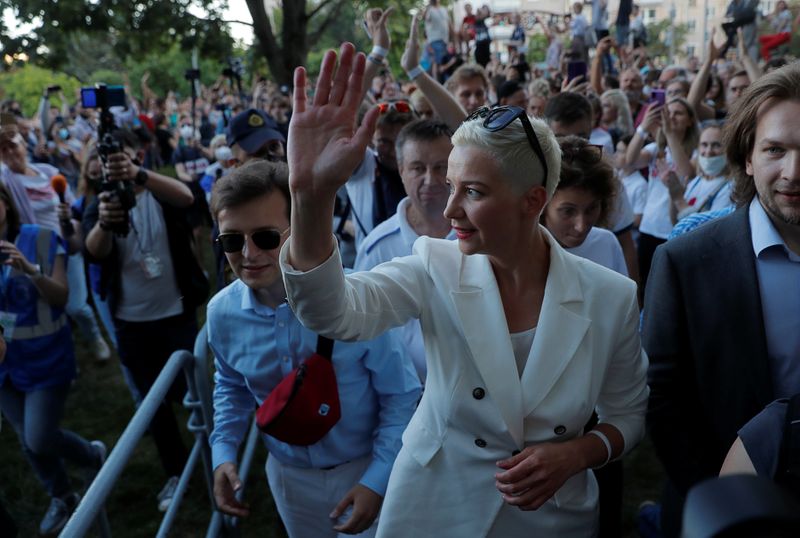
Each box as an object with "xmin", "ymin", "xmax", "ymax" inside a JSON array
[
  {"xmin": 0, "ymin": 65, "xmax": 82, "ymax": 116},
  {"xmin": 0, "ymin": 0, "xmax": 234, "ymax": 70}
]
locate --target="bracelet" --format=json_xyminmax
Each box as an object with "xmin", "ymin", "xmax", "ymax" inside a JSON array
[
  {"xmin": 636, "ymin": 125, "xmax": 647, "ymax": 139},
  {"xmin": 371, "ymin": 45, "xmax": 389, "ymax": 58},
  {"xmin": 406, "ymin": 65, "xmax": 425, "ymax": 80},
  {"xmin": 587, "ymin": 430, "xmax": 612, "ymax": 469},
  {"xmin": 366, "ymin": 54, "xmax": 384, "ymax": 67}
]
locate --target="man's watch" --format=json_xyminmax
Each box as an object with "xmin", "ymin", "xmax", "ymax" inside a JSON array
[{"xmin": 134, "ymin": 169, "xmax": 149, "ymax": 186}]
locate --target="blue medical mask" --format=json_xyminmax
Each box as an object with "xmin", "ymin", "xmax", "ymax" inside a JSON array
[{"xmin": 698, "ymin": 154, "xmax": 726, "ymax": 177}]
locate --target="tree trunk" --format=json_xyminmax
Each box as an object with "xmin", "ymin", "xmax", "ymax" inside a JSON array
[{"xmin": 245, "ymin": 0, "xmax": 310, "ymax": 87}]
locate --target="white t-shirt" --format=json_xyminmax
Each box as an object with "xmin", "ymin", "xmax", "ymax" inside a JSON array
[
  {"xmin": 683, "ymin": 176, "xmax": 733, "ymax": 213},
  {"xmin": 639, "ymin": 142, "xmax": 677, "ymax": 239},
  {"xmin": 11, "ymin": 163, "xmax": 73, "ymax": 234},
  {"xmin": 425, "ymin": 6, "xmax": 450, "ymax": 43},
  {"xmin": 622, "ymin": 170, "xmax": 648, "ymax": 215},
  {"xmin": 566, "ymin": 226, "xmax": 628, "ymax": 277},
  {"xmin": 590, "ymin": 128, "xmax": 615, "ymax": 156},
  {"xmin": 115, "ymin": 190, "xmax": 183, "ymax": 321}
]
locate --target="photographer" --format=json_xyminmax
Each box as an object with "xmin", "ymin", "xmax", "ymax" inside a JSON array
[{"xmin": 83, "ymin": 128, "xmax": 208, "ymax": 512}]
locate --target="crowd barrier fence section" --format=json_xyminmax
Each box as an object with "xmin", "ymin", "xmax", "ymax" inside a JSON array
[{"xmin": 60, "ymin": 325, "xmax": 261, "ymax": 538}]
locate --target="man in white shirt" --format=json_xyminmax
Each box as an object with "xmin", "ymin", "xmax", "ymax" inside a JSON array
[{"xmin": 354, "ymin": 120, "xmax": 455, "ymax": 382}]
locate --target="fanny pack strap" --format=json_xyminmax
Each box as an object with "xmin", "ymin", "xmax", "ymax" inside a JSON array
[{"xmin": 316, "ymin": 335, "xmax": 334, "ymax": 360}]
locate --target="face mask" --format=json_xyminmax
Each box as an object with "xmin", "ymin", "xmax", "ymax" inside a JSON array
[
  {"xmin": 180, "ymin": 125, "xmax": 195, "ymax": 139},
  {"xmin": 698, "ymin": 154, "xmax": 726, "ymax": 177},
  {"xmin": 58, "ymin": 128, "xmax": 70, "ymax": 140},
  {"xmin": 214, "ymin": 146, "xmax": 233, "ymax": 162}
]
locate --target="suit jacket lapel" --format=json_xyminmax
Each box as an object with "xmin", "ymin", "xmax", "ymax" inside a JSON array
[
  {"xmin": 520, "ymin": 239, "xmax": 591, "ymax": 416},
  {"xmin": 710, "ymin": 206, "xmax": 773, "ymax": 401},
  {"xmin": 451, "ymin": 254, "xmax": 524, "ymax": 448}
]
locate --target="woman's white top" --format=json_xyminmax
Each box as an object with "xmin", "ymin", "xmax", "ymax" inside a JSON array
[{"xmin": 566, "ymin": 227, "xmax": 629, "ymax": 277}]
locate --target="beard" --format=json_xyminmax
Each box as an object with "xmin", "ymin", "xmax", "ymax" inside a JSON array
[{"xmin": 760, "ymin": 189, "xmax": 800, "ymax": 226}]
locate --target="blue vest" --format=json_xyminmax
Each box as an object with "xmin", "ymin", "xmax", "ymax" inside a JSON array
[{"xmin": 0, "ymin": 225, "xmax": 74, "ymax": 391}]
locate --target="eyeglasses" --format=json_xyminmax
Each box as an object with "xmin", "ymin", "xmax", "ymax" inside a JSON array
[
  {"xmin": 216, "ymin": 227, "xmax": 289, "ymax": 253},
  {"xmin": 377, "ymin": 101, "xmax": 412, "ymax": 114},
  {"xmin": 465, "ymin": 106, "xmax": 549, "ymax": 184}
]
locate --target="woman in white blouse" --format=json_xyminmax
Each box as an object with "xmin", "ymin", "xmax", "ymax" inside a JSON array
[
  {"xmin": 624, "ymin": 96, "xmax": 699, "ymax": 289},
  {"xmin": 281, "ymin": 43, "xmax": 648, "ymax": 537}
]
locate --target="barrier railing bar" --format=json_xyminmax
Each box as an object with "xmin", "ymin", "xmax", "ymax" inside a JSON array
[
  {"xmin": 156, "ymin": 440, "xmax": 202, "ymax": 538},
  {"xmin": 60, "ymin": 350, "xmax": 194, "ymax": 537}
]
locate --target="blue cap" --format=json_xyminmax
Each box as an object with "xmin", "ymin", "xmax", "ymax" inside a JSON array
[{"xmin": 226, "ymin": 108, "xmax": 284, "ymax": 154}]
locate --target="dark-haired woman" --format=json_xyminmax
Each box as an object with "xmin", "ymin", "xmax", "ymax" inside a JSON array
[{"xmin": 543, "ymin": 136, "xmax": 627, "ymax": 276}]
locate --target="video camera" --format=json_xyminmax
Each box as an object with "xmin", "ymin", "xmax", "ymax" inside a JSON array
[
  {"xmin": 80, "ymin": 83, "xmax": 136, "ymax": 237},
  {"xmin": 222, "ymin": 57, "xmax": 244, "ymax": 79}
]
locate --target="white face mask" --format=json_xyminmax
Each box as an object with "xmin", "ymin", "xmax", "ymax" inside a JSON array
[
  {"xmin": 180, "ymin": 125, "xmax": 195, "ymax": 140},
  {"xmin": 214, "ymin": 146, "xmax": 232, "ymax": 162},
  {"xmin": 698, "ymin": 154, "xmax": 726, "ymax": 177}
]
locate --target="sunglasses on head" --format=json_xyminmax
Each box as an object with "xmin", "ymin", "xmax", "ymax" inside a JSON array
[
  {"xmin": 465, "ymin": 106, "xmax": 549, "ymax": 183},
  {"xmin": 216, "ymin": 228, "xmax": 289, "ymax": 253},
  {"xmin": 377, "ymin": 101, "xmax": 412, "ymax": 114}
]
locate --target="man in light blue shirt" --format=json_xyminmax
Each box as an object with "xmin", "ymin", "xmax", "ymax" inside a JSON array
[
  {"xmin": 207, "ymin": 160, "xmax": 420, "ymax": 537},
  {"xmin": 354, "ymin": 120, "xmax": 455, "ymax": 382}
]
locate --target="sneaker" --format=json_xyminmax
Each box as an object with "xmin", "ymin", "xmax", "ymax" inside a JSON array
[
  {"xmin": 157, "ymin": 476, "xmax": 179, "ymax": 513},
  {"xmin": 93, "ymin": 337, "xmax": 111, "ymax": 361},
  {"xmin": 636, "ymin": 500, "xmax": 662, "ymax": 538},
  {"xmin": 84, "ymin": 440, "xmax": 107, "ymax": 488},
  {"xmin": 38, "ymin": 492, "xmax": 80, "ymax": 535}
]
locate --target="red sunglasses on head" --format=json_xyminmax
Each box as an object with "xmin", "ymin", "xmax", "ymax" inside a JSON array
[{"xmin": 377, "ymin": 101, "xmax": 412, "ymax": 114}]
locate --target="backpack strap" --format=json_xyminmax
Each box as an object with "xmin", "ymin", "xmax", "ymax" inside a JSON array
[{"xmin": 315, "ymin": 335, "xmax": 334, "ymax": 360}]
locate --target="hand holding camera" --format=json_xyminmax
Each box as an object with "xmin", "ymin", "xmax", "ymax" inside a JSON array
[{"xmin": 103, "ymin": 151, "xmax": 140, "ymax": 183}]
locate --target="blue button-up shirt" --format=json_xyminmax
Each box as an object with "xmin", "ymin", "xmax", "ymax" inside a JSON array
[
  {"xmin": 207, "ymin": 279, "xmax": 421, "ymax": 496},
  {"xmin": 749, "ymin": 198, "xmax": 800, "ymax": 398}
]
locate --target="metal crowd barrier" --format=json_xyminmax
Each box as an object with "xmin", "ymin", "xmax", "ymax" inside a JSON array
[{"xmin": 60, "ymin": 325, "xmax": 261, "ymax": 537}]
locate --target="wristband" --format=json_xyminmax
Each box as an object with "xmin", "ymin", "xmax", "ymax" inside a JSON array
[
  {"xmin": 406, "ymin": 65, "xmax": 425, "ymax": 80},
  {"xmin": 587, "ymin": 430, "xmax": 612, "ymax": 468},
  {"xmin": 636, "ymin": 125, "xmax": 647, "ymax": 139},
  {"xmin": 371, "ymin": 45, "xmax": 389, "ymax": 58},
  {"xmin": 367, "ymin": 54, "xmax": 384, "ymax": 67}
]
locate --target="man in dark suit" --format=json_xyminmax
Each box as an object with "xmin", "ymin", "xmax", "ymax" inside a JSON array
[{"xmin": 643, "ymin": 63, "xmax": 800, "ymax": 537}]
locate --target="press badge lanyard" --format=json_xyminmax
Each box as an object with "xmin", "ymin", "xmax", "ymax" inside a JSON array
[{"xmin": 129, "ymin": 199, "xmax": 164, "ymax": 280}]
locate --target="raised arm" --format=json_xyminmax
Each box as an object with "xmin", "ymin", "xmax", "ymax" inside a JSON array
[
  {"xmin": 401, "ymin": 13, "xmax": 467, "ymax": 131},
  {"xmin": 287, "ymin": 44, "xmax": 379, "ymax": 271},
  {"xmin": 736, "ymin": 28, "xmax": 762, "ymax": 82},
  {"xmin": 359, "ymin": 8, "xmax": 394, "ymax": 103},
  {"xmin": 590, "ymin": 36, "xmax": 614, "ymax": 95},
  {"xmin": 688, "ymin": 29, "xmax": 720, "ymax": 114}
]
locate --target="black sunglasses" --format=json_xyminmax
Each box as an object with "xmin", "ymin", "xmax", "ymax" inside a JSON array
[
  {"xmin": 465, "ymin": 106, "xmax": 549, "ymax": 183},
  {"xmin": 216, "ymin": 228, "xmax": 289, "ymax": 253}
]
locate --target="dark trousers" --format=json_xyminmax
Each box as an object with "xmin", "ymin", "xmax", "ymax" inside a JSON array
[
  {"xmin": 114, "ymin": 312, "xmax": 196, "ymax": 477},
  {"xmin": 637, "ymin": 232, "xmax": 667, "ymax": 293}
]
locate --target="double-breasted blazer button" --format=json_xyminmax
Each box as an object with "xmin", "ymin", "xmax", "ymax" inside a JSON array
[
  {"xmin": 474, "ymin": 438, "xmax": 487, "ymax": 448},
  {"xmin": 554, "ymin": 425, "xmax": 567, "ymax": 435},
  {"xmin": 472, "ymin": 387, "xmax": 485, "ymax": 400}
]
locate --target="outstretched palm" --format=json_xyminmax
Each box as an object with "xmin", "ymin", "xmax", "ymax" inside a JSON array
[{"xmin": 288, "ymin": 43, "xmax": 379, "ymax": 196}]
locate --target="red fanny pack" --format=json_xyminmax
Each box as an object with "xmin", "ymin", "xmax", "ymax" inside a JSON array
[{"xmin": 255, "ymin": 336, "xmax": 341, "ymax": 446}]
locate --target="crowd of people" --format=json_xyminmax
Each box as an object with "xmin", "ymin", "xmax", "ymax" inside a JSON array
[{"xmin": 1, "ymin": 0, "xmax": 799, "ymax": 536}]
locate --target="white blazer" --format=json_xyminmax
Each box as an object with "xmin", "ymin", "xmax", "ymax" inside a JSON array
[{"xmin": 281, "ymin": 228, "xmax": 649, "ymax": 537}]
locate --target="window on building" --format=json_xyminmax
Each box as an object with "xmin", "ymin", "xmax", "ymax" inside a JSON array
[
  {"xmin": 648, "ymin": 9, "xmax": 656, "ymax": 19},
  {"xmin": 687, "ymin": 21, "xmax": 696, "ymax": 31},
  {"xmin": 689, "ymin": 0, "xmax": 696, "ymax": 6},
  {"xmin": 687, "ymin": 45, "xmax": 696, "ymax": 57}
]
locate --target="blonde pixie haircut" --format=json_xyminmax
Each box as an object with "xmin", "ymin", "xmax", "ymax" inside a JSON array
[{"xmin": 452, "ymin": 113, "xmax": 561, "ymax": 199}]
